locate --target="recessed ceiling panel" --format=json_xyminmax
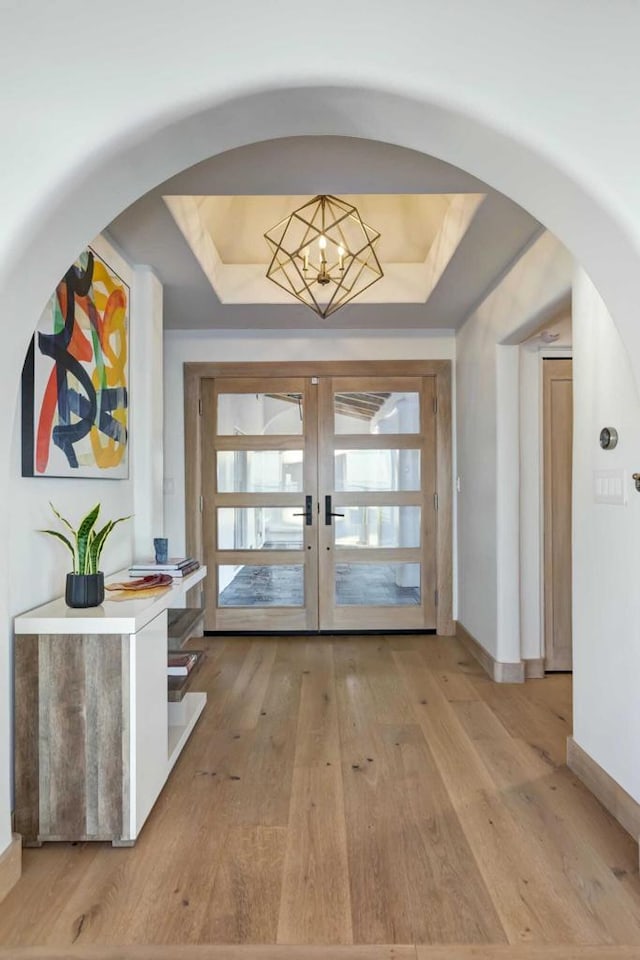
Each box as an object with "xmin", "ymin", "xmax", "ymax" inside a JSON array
[
  {"xmin": 164, "ymin": 193, "xmax": 484, "ymax": 306},
  {"xmin": 200, "ymin": 195, "xmax": 452, "ymax": 264}
]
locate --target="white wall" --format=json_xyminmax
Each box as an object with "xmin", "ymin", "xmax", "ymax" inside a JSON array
[
  {"xmin": 9, "ymin": 237, "xmax": 164, "ymax": 610},
  {"xmin": 163, "ymin": 328, "xmax": 456, "ymax": 609},
  {"xmin": 495, "ymin": 345, "xmax": 521, "ymax": 662},
  {"xmin": 131, "ymin": 268, "xmax": 164, "ymax": 560},
  {"xmin": 519, "ymin": 345, "xmax": 543, "ymax": 660},
  {"xmin": 572, "ymin": 269, "xmax": 640, "ymax": 800},
  {"xmin": 10, "ymin": 236, "xmax": 132, "ymax": 613},
  {"xmin": 456, "ymin": 232, "xmax": 572, "ymax": 660}
]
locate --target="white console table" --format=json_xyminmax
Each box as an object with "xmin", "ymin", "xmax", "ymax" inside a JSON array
[{"xmin": 13, "ymin": 567, "xmax": 207, "ymax": 847}]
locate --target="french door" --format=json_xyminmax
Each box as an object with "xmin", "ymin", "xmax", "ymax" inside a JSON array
[
  {"xmin": 198, "ymin": 368, "xmax": 447, "ymax": 633},
  {"xmin": 202, "ymin": 376, "xmax": 319, "ymax": 631}
]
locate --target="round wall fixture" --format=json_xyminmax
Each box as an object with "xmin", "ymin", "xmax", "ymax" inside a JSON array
[{"xmin": 600, "ymin": 427, "xmax": 619, "ymax": 450}]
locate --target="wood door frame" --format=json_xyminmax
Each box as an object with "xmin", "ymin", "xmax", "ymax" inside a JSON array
[
  {"xmin": 184, "ymin": 360, "xmax": 454, "ymax": 635},
  {"xmin": 543, "ymin": 357, "xmax": 573, "ymax": 670}
]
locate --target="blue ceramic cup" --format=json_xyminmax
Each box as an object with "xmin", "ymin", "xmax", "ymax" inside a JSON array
[{"xmin": 153, "ymin": 537, "xmax": 168, "ymax": 564}]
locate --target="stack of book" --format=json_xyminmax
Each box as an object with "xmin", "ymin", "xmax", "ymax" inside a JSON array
[
  {"xmin": 167, "ymin": 651, "xmax": 199, "ymax": 677},
  {"xmin": 167, "ymin": 649, "xmax": 205, "ymax": 701},
  {"xmin": 128, "ymin": 557, "xmax": 199, "ymax": 578}
]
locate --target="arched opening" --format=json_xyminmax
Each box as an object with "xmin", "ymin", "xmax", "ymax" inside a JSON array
[
  {"xmin": 4, "ymin": 84, "xmax": 640, "ymax": 389},
  {"xmin": 3, "ymin": 80, "xmax": 640, "ymax": 944}
]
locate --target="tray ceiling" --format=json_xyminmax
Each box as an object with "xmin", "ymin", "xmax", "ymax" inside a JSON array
[{"xmin": 106, "ymin": 136, "xmax": 543, "ymax": 330}]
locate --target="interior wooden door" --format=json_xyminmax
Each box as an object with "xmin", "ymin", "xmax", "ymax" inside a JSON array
[
  {"xmin": 543, "ymin": 358, "xmax": 573, "ymax": 671},
  {"xmin": 317, "ymin": 376, "xmax": 437, "ymax": 630},
  {"xmin": 201, "ymin": 377, "xmax": 318, "ymax": 631}
]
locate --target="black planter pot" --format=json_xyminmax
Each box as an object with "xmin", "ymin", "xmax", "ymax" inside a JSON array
[{"xmin": 65, "ymin": 572, "xmax": 105, "ymax": 608}]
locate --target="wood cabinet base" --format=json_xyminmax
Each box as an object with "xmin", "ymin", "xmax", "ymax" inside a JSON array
[
  {"xmin": 15, "ymin": 632, "xmax": 129, "ymax": 845},
  {"xmin": 14, "ymin": 618, "xmax": 206, "ymax": 846}
]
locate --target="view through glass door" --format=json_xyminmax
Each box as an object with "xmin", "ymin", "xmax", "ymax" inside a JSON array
[{"xmin": 201, "ymin": 374, "xmax": 437, "ymax": 632}]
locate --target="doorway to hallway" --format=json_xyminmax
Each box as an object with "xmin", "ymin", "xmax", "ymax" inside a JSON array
[{"xmin": 185, "ymin": 361, "xmax": 453, "ymax": 634}]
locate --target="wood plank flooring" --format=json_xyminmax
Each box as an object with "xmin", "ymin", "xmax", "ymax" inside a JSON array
[
  {"xmin": 3, "ymin": 946, "xmax": 640, "ymax": 960},
  {"xmin": 1, "ymin": 635, "xmax": 640, "ymax": 951}
]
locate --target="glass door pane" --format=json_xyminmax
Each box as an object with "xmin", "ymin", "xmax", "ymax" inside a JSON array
[
  {"xmin": 334, "ymin": 391, "xmax": 420, "ymax": 434},
  {"xmin": 217, "ymin": 392, "xmax": 303, "ymax": 435},
  {"xmin": 335, "ymin": 562, "xmax": 421, "ymax": 606},
  {"xmin": 334, "ymin": 449, "xmax": 421, "ymax": 491},
  {"xmin": 334, "ymin": 505, "xmax": 421, "ymax": 548},
  {"xmin": 218, "ymin": 564, "xmax": 304, "ymax": 607},
  {"xmin": 217, "ymin": 507, "xmax": 305, "ymax": 550},
  {"xmin": 217, "ymin": 450, "xmax": 304, "ymax": 492}
]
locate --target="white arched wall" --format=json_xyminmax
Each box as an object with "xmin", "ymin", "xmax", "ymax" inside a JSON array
[{"xmin": 4, "ymin": 1, "xmax": 640, "ymax": 860}]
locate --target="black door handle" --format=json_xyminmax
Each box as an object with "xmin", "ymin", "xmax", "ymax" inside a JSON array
[
  {"xmin": 293, "ymin": 495, "xmax": 313, "ymax": 526},
  {"xmin": 324, "ymin": 495, "xmax": 345, "ymax": 525}
]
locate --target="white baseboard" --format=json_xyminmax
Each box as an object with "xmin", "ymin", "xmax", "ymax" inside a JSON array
[
  {"xmin": 0, "ymin": 833, "xmax": 21, "ymax": 903},
  {"xmin": 456, "ymin": 621, "xmax": 525, "ymax": 683},
  {"xmin": 524, "ymin": 657, "xmax": 545, "ymax": 679},
  {"xmin": 567, "ymin": 737, "xmax": 640, "ymax": 859}
]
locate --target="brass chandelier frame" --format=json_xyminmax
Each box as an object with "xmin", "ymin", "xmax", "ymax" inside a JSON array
[{"xmin": 264, "ymin": 195, "xmax": 384, "ymax": 318}]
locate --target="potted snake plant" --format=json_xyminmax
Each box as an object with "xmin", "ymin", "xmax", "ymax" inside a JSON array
[{"xmin": 40, "ymin": 502, "xmax": 130, "ymax": 608}]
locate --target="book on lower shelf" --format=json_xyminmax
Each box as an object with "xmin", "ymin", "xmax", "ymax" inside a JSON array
[
  {"xmin": 168, "ymin": 652, "xmax": 199, "ymax": 676},
  {"xmin": 168, "ymin": 650, "xmax": 205, "ymax": 703}
]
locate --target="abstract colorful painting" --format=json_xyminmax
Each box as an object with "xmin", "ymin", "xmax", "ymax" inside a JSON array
[{"xmin": 22, "ymin": 247, "xmax": 129, "ymax": 478}]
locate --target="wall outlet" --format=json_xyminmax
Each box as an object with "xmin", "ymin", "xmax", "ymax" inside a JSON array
[{"xmin": 594, "ymin": 469, "xmax": 626, "ymax": 505}]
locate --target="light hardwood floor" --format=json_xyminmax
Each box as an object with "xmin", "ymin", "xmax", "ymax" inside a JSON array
[
  {"xmin": 3, "ymin": 946, "xmax": 640, "ymax": 960},
  {"xmin": 1, "ymin": 635, "xmax": 640, "ymax": 951}
]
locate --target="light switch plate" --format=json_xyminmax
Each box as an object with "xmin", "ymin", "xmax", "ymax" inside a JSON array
[{"xmin": 594, "ymin": 469, "xmax": 626, "ymax": 505}]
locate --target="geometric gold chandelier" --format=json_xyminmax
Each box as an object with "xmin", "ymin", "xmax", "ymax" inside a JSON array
[{"xmin": 264, "ymin": 194, "xmax": 383, "ymax": 318}]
